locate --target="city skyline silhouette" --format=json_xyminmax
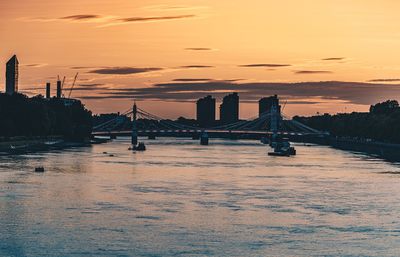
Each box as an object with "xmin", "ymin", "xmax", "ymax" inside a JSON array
[{"xmin": 2, "ymin": 1, "xmax": 400, "ymax": 118}]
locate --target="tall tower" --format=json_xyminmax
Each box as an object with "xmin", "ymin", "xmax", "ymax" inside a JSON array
[
  {"xmin": 46, "ymin": 83, "xmax": 51, "ymax": 99},
  {"xmin": 259, "ymin": 95, "xmax": 281, "ymax": 118},
  {"xmin": 5, "ymin": 55, "xmax": 19, "ymax": 95},
  {"xmin": 196, "ymin": 95, "xmax": 216, "ymax": 127},
  {"xmin": 219, "ymin": 92, "xmax": 239, "ymax": 124}
]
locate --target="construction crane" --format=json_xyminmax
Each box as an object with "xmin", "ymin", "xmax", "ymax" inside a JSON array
[
  {"xmin": 281, "ymin": 100, "xmax": 288, "ymax": 112},
  {"xmin": 68, "ymin": 72, "xmax": 79, "ymax": 98},
  {"xmin": 61, "ymin": 76, "xmax": 66, "ymax": 90},
  {"xmin": 58, "ymin": 76, "xmax": 65, "ymax": 97}
]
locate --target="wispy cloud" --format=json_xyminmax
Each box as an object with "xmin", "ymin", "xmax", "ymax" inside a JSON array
[
  {"xmin": 178, "ymin": 65, "xmax": 214, "ymax": 69},
  {"xmin": 19, "ymin": 13, "xmax": 196, "ymax": 27},
  {"xmin": 294, "ymin": 70, "xmax": 333, "ymax": 74},
  {"xmin": 239, "ymin": 64, "xmax": 291, "ymax": 68},
  {"xmin": 118, "ymin": 14, "xmax": 195, "ymax": 23},
  {"xmin": 70, "ymin": 66, "xmax": 94, "ymax": 70},
  {"xmin": 142, "ymin": 5, "xmax": 209, "ymax": 11},
  {"xmin": 60, "ymin": 15, "xmax": 101, "ymax": 21},
  {"xmin": 72, "ymin": 83, "xmax": 110, "ymax": 91},
  {"xmin": 185, "ymin": 47, "xmax": 214, "ymax": 51},
  {"xmin": 20, "ymin": 14, "xmax": 112, "ymax": 23},
  {"xmin": 89, "ymin": 67, "xmax": 162, "ymax": 75},
  {"xmin": 368, "ymin": 78, "xmax": 400, "ymax": 83},
  {"xmin": 172, "ymin": 78, "xmax": 241, "ymax": 82},
  {"xmin": 322, "ymin": 57, "xmax": 345, "ymax": 61},
  {"xmin": 173, "ymin": 78, "xmax": 212, "ymax": 82},
  {"xmin": 21, "ymin": 63, "xmax": 48, "ymax": 68}
]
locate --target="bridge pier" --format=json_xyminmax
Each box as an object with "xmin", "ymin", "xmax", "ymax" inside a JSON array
[{"xmin": 200, "ymin": 131, "xmax": 209, "ymax": 145}]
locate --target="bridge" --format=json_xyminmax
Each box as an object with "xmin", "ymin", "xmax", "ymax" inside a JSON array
[{"xmin": 92, "ymin": 102, "xmax": 328, "ymax": 145}]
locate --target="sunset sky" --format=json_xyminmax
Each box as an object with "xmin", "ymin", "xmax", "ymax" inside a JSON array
[{"xmin": 1, "ymin": 0, "xmax": 400, "ymax": 118}]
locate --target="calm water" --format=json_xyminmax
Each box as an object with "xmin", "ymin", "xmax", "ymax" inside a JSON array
[{"xmin": 1, "ymin": 138, "xmax": 400, "ymax": 257}]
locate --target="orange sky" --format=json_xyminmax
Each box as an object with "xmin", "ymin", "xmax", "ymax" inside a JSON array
[{"xmin": 1, "ymin": 0, "xmax": 400, "ymax": 118}]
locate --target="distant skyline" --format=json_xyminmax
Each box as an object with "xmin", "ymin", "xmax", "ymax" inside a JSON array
[{"xmin": 2, "ymin": 0, "xmax": 400, "ymax": 118}]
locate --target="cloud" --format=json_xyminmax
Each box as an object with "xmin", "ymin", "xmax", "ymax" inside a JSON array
[
  {"xmin": 294, "ymin": 70, "xmax": 333, "ymax": 74},
  {"xmin": 20, "ymin": 13, "xmax": 196, "ymax": 26},
  {"xmin": 72, "ymin": 83, "xmax": 110, "ymax": 91},
  {"xmin": 60, "ymin": 15, "xmax": 101, "ymax": 21},
  {"xmin": 79, "ymin": 81, "xmax": 400, "ymax": 106},
  {"xmin": 172, "ymin": 78, "xmax": 241, "ymax": 82},
  {"xmin": 22, "ymin": 63, "xmax": 48, "ymax": 68},
  {"xmin": 368, "ymin": 79, "xmax": 400, "ymax": 83},
  {"xmin": 178, "ymin": 65, "xmax": 214, "ymax": 69},
  {"xmin": 70, "ymin": 66, "xmax": 94, "ymax": 70},
  {"xmin": 173, "ymin": 78, "xmax": 212, "ymax": 82},
  {"xmin": 322, "ymin": 57, "xmax": 345, "ymax": 61},
  {"xmin": 117, "ymin": 14, "xmax": 195, "ymax": 23},
  {"xmin": 239, "ymin": 64, "xmax": 291, "ymax": 68},
  {"xmin": 89, "ymin": 67, "xmax": 162, "ymax": 75},
  {"xmin": 142, "ymin": 5, "xmax": 209, "ymax": 11},
  {"xmin": 21, "ymin": 14, "xmax": 110, "ymax": 23},
  {"xmin": 185, "ymin": 47, "xmax": 213, "ymax": 51}
]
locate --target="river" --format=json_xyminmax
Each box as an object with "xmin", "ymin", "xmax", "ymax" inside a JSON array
[{"xmin": 1, "ymin": 138, "xmax": 400, "ymax": 256}]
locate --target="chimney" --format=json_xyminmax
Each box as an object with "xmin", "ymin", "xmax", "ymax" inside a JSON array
[
  {"xmin": 46, "ymin": 82, "xmax": 51, "ymax": 99},
  {"xmin": 56, "ymin": 80, "xmax": 62, "ymax": 98}
]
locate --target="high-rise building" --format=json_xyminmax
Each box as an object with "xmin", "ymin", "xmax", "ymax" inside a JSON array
[
  {"xmin": 5, "ymin": 55, "xmax": 19, "ymax": 95},
  {"xmin": 220, "ymin": 92, "xmax": 239, "ymax": 124},
  {"xmin": 46, "ymin": 83, "xmax": 51, "ymax": 99},
  {"xmin": 196, "ymin": 95, "xmax": 216, "ymax": 127},
  {"xmin": 259, "ymin": 95, "xmax": 281, "ymax": 118}
]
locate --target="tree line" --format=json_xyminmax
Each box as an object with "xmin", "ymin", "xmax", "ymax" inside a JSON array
[{"xmin": 294, "ymin": 100, "xmax": 400, "ymax": 143}]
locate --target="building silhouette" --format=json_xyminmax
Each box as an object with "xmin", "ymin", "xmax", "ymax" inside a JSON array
[
  {"xmin": 56, "ymin": 79, "xmax": 62, "ymax": 98},
  {"xmin": 259, "ymin": 95, "xmax": 281, "ymax": 118},
  {"xmin": 196, "ymin": 95, "xmax": 216, "ymax": 127},
  {"xmin": 5, "ymin": 55, "xmax": 19, "ymax": 95},
  {"xmin": 220, "ymin": 92, "xmax": 239, "ymax": 124},
  {"xmin": 46, "ymin": 83, "xmax": 51, "ymax": 99}
]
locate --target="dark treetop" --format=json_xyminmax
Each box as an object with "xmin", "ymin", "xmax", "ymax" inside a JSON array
[{"xmin": 294, "ymin": 100, "xmax": 400, "ymax": 143}]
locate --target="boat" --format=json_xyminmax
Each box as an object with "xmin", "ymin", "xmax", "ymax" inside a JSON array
[
  {"xmin": 268, "ymin": 151, "xmax": 290, "ymax": 157},
  {"xmin": 35, "ymin": 167, "xmax": 45, "ymax": 172},
  {"xmin": 44, "ymin": 140, "xmax": 64, "ymax": 146},
  {"xmin": 10, "ymin": 144, "xmax": 28, "ymax": 150},
  {"xmin": 9, "ymin": 144, "xmax": 29, "ymax": 154},
  {"xmin": 268, "ymin": 137, "xmax": 296, "ymax": 157},
  {"xmin": 131, "ymin": 142, "xmax": 146, "ymax": 151}
]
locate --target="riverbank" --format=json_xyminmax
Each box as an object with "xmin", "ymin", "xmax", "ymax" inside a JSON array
[
  {"xmin": 293, "ymin": 135, "xmax": 400, "ymax": 162},
  {"xmin": 330, "ymin": 137, "xmax": 400, "ymax": 162},
  {"xmin": 0, "ymin": 136, "xmax": 109, "ymax": 155}
]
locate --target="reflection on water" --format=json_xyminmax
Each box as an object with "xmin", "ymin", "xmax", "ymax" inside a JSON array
[{"xmin": 1, "ymin": 137, "xmax": 400, "ymax": 256}]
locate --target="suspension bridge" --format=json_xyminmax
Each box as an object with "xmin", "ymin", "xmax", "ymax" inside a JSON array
[{"xmin": 92, "ymin": 103, "xmax": 327, "ymax": 144}]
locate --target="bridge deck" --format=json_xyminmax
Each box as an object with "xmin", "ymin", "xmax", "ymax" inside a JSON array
[{"xmin": 92, "ymin": 129, "xmax": 326, "ymax": 137}]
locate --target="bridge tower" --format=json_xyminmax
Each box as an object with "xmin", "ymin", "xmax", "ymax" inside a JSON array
[
  {"xmin": 270, "ymin": 102, "xmax": 279, "ymax": 142},
  {"xmin": 132, "ymin": 102, "xmax": 138, "ymax": 146}
]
